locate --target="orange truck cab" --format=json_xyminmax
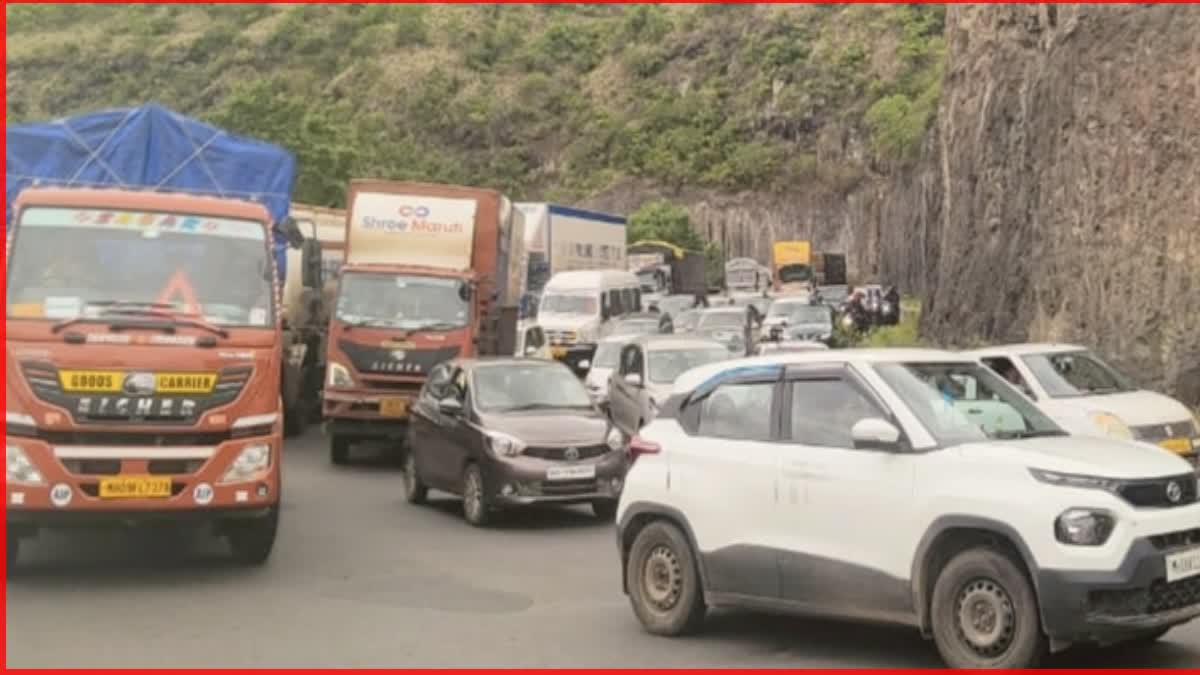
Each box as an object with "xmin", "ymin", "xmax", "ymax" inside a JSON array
[
  {"xmin": 6, "ymin": 188, "xmax": 285, "ymax": 566},
  {"xmin": 323, "ymin": 180, "xmax": 525, "ymax": 464}
]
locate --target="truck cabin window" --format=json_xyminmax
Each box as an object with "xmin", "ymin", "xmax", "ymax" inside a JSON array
[
  {"xmin": 335, "ymin": 272, "xmax": 468, "ymax": 331},
  {"xmin": 777, "ymin": 265, "xmax": 813, "ymax": 283},
  {"xmin": 539, "ymin": 293, "xmax": 598, "ymax": 317},
  {"xmin": 6, "ymin": 207, "xmax": 274, "ymax": 327}
]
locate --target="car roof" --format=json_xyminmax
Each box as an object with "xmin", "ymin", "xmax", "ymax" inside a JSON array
[
  {"xmin": 702, "ymin": 306, "xmax": 745, "ymax": 314},
  {"xmin": 631, "ymin": 334, "xmax": 728, "ymax": 351},
  {"xmin": 962, "ymin": 343, "xmax": 1087, "ymax": 357},
  {"xmin": 456, "ymin": 356, "xmax": 571, "ymax": 370},
  {"xmin": 770, "ymin": 296, "xmax": 819, "ymax": 306},
  {"xmin": 543, "ymin": 269, "xmax": 638, "ymax": 289},
  {"xmin": 598, "ymin": 333, "xmax": 642, "ymax": 344},
  {"xmin": 616, "ymin": 313, "xmax": 661, "ymax": 321},
  {"xmin": 671, "ymin": 348, "xmax": 971, "ymax": 395}
]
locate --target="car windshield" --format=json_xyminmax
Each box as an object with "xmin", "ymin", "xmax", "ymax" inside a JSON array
[
  {"xmin": 610, "ymin": 319, "xmax": 659, "ymax": 336},
  {"xmin": 697, "ymin": 311, "xmax": 744, "ymax": 329},
  {"xmin": 592, "ymin": 342, "xmax": 624, "ymax": 369},
  {"xmin": 540, "ymin": 292, "xmax": 598, "ymax": 316},
  {"xmin": 1020, "ymin": 351, "xmax": 1137, "ymax": 397},
  {"xmin": 647, "ymin": 347, "xmax": 730, "ymax": 384},
  {"xmin": 473, "ymin": 363, "xmax": 593, "ymax": 412},
  {"xmin": 7, "ymin": 206, "xmax": 274, "ymax": 327},
  {"xmin": 768, "ymin": 303, "xmax": 830, "ymax": 325},
  {"xmin": 674, "ymin": 310, "xmax": 701, "ymax": 332},
  {"xmin": 336, "ymin": 272, "xmax": 468, "ymax": 330},
  {"xmin": 875, "ymin": 362, "xmax": 1064, "ymax": 446}
]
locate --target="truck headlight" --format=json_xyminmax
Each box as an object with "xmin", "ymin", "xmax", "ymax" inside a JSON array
[
  {"xmin": 1089, "ymin": 411, "xmax": 1133, "ymax": 440},
  {"xmin": 7, "ymin": 444, "xmax": 44, "ymax": 485},
  {"xmin": 485, "ymin": 431, "xmax": 525, "ymax": 458},
  {"xmin": 1055, "ymin": 508, "xmax": 1115, "ymax": 546},
  {"xmin": 327, "ymin": 362, "xmax": 354, "ymax": 388},
  {"xmin": 220, "ymin": 443, "xmax": 272, "ymax": 484}
]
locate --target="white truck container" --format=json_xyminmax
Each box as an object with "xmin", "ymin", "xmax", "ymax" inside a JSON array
[
  {"xmin": 516, "ymin": 203, "xmax": 627, "ymax": 299},
  {"xmin": 284, "ymin": 203, "xmax": 346, "ymax": 326}
]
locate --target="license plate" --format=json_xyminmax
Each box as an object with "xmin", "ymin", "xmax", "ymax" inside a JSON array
[
  {"xmin": 546, "ymin": 465, "xmax": 596, "ymax": 481},
  {"xmin": 1159, "ymin": 438, "xmax": 1192, "ymax": 454},
  {"xmin": 98, "ymin": 476, "xmax": 173, "ymax": 499},
  {"xmin": 551, "ymin": 346, "xmax": 568, "ymax": 359},
  {"xmin": 1165, "ymin": 546, "xmax": 1200, "ymax": 583},
  {"xmin": 379, "ymin": 398, "xmax": 409, "ymax": 418}
]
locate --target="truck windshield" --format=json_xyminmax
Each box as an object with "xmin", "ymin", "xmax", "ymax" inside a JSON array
[
  {"xmin": 336, "ymin": 272, "xmax": 468, "ymax": 330},
  {"xmin": 6, "ymin": 206, "xmax": 274, "ymax": 327},
  {"xmin": 539, "ymin": 293, "xmax": 597, "ymax": 316},
  {"xmin": 777, "ymin": 264, "xmax": 812, "ymax": 283}
]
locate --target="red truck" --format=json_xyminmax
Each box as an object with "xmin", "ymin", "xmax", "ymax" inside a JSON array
[{"xmin": 322, "ymin": 180, "xmax": 526, "ymax": 464}]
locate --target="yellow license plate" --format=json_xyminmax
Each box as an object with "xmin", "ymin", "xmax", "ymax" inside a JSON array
[
  {"xmin": 98, "ymin": 476, "xmax": 173, "ymax": 499},
  {"xmin": 551, "ymin": 347, "xmax": 568, "ymax": 359},
  {"xmin": 380, "ymin": 398, "xmax": 409, "ymax": 418},
  {"xmin": 59, "ymin": 370, "xmax": 123, "ymax": 393},
  {"xmin": 1160, "ymin": 438, "xmax": 1192, "ymax": 454}
]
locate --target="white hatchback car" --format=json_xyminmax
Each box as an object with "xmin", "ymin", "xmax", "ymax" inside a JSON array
[
  {"xmin": 616, "ymin": 349, "xmax": 1200, "ymax": 668},
  {"xmin": 966, "ymin": 344, "xmax": 1199, "ymax": 466}
]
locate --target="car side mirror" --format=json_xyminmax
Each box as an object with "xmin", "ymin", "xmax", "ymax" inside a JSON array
[
  {"xmin": 851, "ymin": 418, "xmax": 903, "ymax": 451},
  {"xmin": 624, "ymin": 373, "xmax": 643, "ymax": 388},
  {"xmin": 578, "ymin": 359, "xmax": 591, "ymax": 371},
  {"xmin": 438, "ymin": 397, "xmax": 463, "ymax": 416}
]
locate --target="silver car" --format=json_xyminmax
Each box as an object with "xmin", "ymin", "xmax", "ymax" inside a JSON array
[{"xmin": 606, "ymin": 335, "xmax": 731, "ymax": 434}]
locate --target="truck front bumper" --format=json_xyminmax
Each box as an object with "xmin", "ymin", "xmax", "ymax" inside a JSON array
[{"xmin": 322, "ymin": 389, "xmax": 416, "ymax": 440}]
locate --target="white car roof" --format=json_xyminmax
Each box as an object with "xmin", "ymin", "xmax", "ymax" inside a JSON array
[
  {"xmin": 638, "ymin": 336, "xmax": 729, "ymax": 352},
  {"xmin": 543, "ymin": 269, "xmax": 639, "ymax": 290},
  {"xmin": 963, "ymin": 343, "xmax": 1088, "ymax": 357},
  {"xmin": 671, "ymin": 348, "xmax": 970, "ymax": 395}
]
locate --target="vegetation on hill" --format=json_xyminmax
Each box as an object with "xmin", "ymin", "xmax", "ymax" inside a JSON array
[{"xmin": 6, "ymin": 3, "xmax": 945, "ymax": 208}]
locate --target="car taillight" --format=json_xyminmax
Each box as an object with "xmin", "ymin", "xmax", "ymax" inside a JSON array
[{"xmin": 628, "ymin": 436, "xmax": 661, "ymax": 463}]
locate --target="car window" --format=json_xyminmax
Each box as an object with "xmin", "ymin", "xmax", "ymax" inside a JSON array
[
  {"xmin": 788, "ymin": 378, "xmax": 886, "ymax": 449},
  {"xmin": 696, "ymin": 381, "xmax": 775, "ymax": 441},
  {"xmin": 593, "ymin": 341, "xmax": 623, "ymax": 369},
  {"xmin": 1020, "ymin": 351, "xmax": 1136, "ymax": 398}
]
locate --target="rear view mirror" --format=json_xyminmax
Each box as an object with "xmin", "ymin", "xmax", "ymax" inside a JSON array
[
  {"xmin": 624, "ymin": 373, "xmax": 643, "ymax": 388},
  {"xmin": 438, "ymin": 397, "xmax": 463, "ymax": 416},
  {"xmin": 851, "ymin": 418, "xmax": 902, "ymax": 451}
]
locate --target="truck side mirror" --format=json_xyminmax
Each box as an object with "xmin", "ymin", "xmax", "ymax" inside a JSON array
[
  {"xmin": 301, "ymin": 239, "xmax": 322, "ymax": 290},
  {"xmin": 280, "ymin": 216, "xmax": 305, "ymax": 249}
]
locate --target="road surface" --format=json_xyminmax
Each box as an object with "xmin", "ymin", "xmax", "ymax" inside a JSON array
[{"xmin": 7, "ymin": 428, "xmax": 1199, "ymax": 667}]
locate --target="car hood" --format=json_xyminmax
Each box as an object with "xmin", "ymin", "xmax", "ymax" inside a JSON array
[
  {"xmin": 478, "ymin": 410, "xmax": 609, "ymax": 446},
  {"xmin": 1038, "ymin": 390, "xmax": 1195, "ymax": 428},
  {"xmin": 537, "ymin": 314, "xmax": 599, "ymax": 332},
  {"xmin": 956, "ymin": 435, "xmax": 1192, "ymax": 479}
]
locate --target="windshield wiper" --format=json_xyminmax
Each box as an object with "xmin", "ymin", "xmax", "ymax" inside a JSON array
[
  {"xmin": 409, "ymin": 322, "xmax": 463, "ymax": 332},
  {"xmin": 53, "ymin": 303, "xmax": 229, "ymax": 338},
  {"xmin": 496, "ymin": 403, "xmax": 584, "ymax": 413},
  {"xmin": 997, "ymin": 429, "xmax": 1069, "ymax": 440}
]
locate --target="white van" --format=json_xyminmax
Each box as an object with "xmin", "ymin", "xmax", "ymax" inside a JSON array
[{"xmin": 537, "ymin": 269, "xmax": 642, "ymax": 373}]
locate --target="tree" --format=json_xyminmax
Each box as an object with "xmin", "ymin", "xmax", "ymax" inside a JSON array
[{"xmin": 627, "ymin": 200, "xmax": 704, "ymax": 250}]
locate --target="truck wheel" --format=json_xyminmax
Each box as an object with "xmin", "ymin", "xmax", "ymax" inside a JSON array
[
  {"xmin": 461, "ymin": 463, "xmax": 492, "ymax": 527},
  {"xmin": 227, "ymin": 507, "xmax": 279, "ymax": 566},
  {"xmin": 626, "ymin": 520, "xmax": 706, "ymax": 635},
  {"xmin": 931, "ymin": 547, "xmax": 1047, "ymax": 668},
  {"xmin": 330, "ymin": 435, "xmax": 350, "ymax": 465},
  {"xmin": 403, "ymin": 451, "xmax": 428, "ymax": 505}
]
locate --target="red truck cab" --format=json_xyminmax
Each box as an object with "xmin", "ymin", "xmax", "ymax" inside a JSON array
[
  {"xmin": 323, "ymin": 181, "xmax": 525, "ymax": 464},
  {"xmin": 5, "ymin": 188, "xmax": 284, "ymax": 567}
]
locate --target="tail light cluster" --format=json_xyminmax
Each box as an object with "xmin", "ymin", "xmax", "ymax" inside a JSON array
[{"xmin": 628, "ymin": 436, "xmax": 661, "ymax": 464}]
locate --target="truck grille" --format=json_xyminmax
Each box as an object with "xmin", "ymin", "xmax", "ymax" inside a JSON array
[
  {"xmin": 1089, "ymin": 577, "xmax": 1200, "ymax": 618},
  {"xmin": 545, "ymin": 331, "xmax": 578, "ymax": 346},
  {"xmin": 61, "ymin": 459, "xmax": 205, "ymax": 476},
  {"xmin": 1116, "ymin": 474, "xmax": 1197, "ymax": 508},
  {"xmin": 1132, "ymin": 419, "xmax": 1197, "ymax": 443},
  {"xmin": 523, "ymin": 445, "xmax": 607, "ymax": 461}
]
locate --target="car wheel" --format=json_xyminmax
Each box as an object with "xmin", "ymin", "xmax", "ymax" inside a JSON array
[
  {"xmin": 403, "ymin": 450, "xmax": 428, "ymax": 505},
  {"xmin": 227, "ymin": 506, "xmax": 279, "ymax": 566},
  {"xmin": 329, "ymin": 435, "xmax": 350, "ymax": 466},
  {"xmin": 931, "ymin": 547, "xmax": 1047, "ymax": 668},
  {"xmin": 592, "ymin": 499, "xmax": 618, "ymax": 521},
  {"xmin": 461, "ymin": 464, "xmax": 491, "ymax": 527},
  {"xmin": 626, "ymin": 520, "xmax": 706, "ymax": 635}
]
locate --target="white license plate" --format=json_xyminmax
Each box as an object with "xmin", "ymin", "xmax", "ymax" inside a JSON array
[
  {"xmin": 546, "ymin": 465, "xmax": 596, "ymax": 481},
  {"xmin": 1165, "ymin": 546, "xmax": 1200, "ymax": 583}
]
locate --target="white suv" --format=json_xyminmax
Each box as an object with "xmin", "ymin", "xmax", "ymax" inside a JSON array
[{"xmin": 616, "ymin": 349, "xmax": 1200, "ymax": 668}]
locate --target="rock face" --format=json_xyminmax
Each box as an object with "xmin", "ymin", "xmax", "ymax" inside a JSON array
[
  {"xmin": 924, "ymin": 4, "xmax": 1200, "ymax": 404},
  {"xmin": 591, "ymin": 4, "xmax": 1200, "ymax": 405}
]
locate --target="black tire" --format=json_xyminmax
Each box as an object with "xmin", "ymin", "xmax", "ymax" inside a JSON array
[
  {"xmin": 1125, "ymin": 627, "xmax": 1171, "ymax": 647},
  {"xmin": 592, "ymin": 499, "xmax": 618, "ymax": 521},
  {"xmin": 330, "ymin": 435, "xmax": 350, "ymax": 465},
  {"xmin": 403, "ymin": 450, "xmax": 428, "ymax": 505},
  {"xmin": 461, "ymin": 463, "xmax": 492, "ymax": 527},
  {"xmin": 6, "ymin": 533, "xmax": 19, "ymax": 573},
  {"xmin": 931, "ymin": 547, "xmax": 1047, "ymax": 668},
  {"xmin": 227, "ymin": 507, "xmax": 279, "ymax": 566},
  {"xmin": 626, "ymin": 520, "xmax": 706, "ymax": 635}
]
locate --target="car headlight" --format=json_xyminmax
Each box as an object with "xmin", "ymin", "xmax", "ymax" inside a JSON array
[
  {"xmin": 1029, "ymin": 468, "xmax": 1121, "ymax": 493},
  {"xmin": 485, "ymin": 431, "xmax": 525, "ymax": 458},
  {"xmin": 606, "ymin": 427, "xmax": 628, "ymax": 453},
  {"xmin": 1055, "ymin": 508, "xmax": 1115, "ymax": 546},
  {"xmin": 327, "ymin": 362, "xmax": 354, "ymax": 388},
  {"xmin": 219, "ymin": 443, "xmax": 272, "ymax": 484},
  {"xmin": 1089, "ymin": 411, "xmax": 1133, "ymax": 440},
  {"xmin": 7, "ymin": 444, "xmax": 44, "ymax": 485}
]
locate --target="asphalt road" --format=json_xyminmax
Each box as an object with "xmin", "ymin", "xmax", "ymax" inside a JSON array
[{"xmin": 7, "ymin": 428, "xmax": 1200, "ymax": 668}]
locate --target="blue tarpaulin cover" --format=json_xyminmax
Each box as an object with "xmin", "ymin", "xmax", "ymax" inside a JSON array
[{"xmin": 5, "ymin": 103, "xmax": 296, "ymax": 280}]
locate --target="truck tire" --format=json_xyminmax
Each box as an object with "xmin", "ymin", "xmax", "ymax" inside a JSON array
[
  {"xmin": 330, "ymin": 435, "xmax": 351, "ymax": 465},
  {"xmin": 931, "ymin": 547, "xmax": 1047, "ymax": 668},
  {"xmin": 227, "ymin": 507, "xmax": 279, "ymax": 566}
]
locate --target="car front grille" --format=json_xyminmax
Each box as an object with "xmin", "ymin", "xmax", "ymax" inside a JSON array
[
  {"xmin": 1132, "ymin": 419, "xmax": 1198, "ymax": 443},
  {"xmin": 1089, "ymin": 577, "xmax": 1200, "ymax": 618},
  {"xmin": 1116, "ymin": 474, "xmax": 1198, "ymax": 508},
  {"xmin": 536, "ymin": 478, "xmax": 598, "ymax": 496},
  {"xmin": 523, "ymin": 444, "xmax": 608, "ymax": 461},
  {"xmin": 1150, "ymin": 528, "xmax": 1200, "ymax": 551}
]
